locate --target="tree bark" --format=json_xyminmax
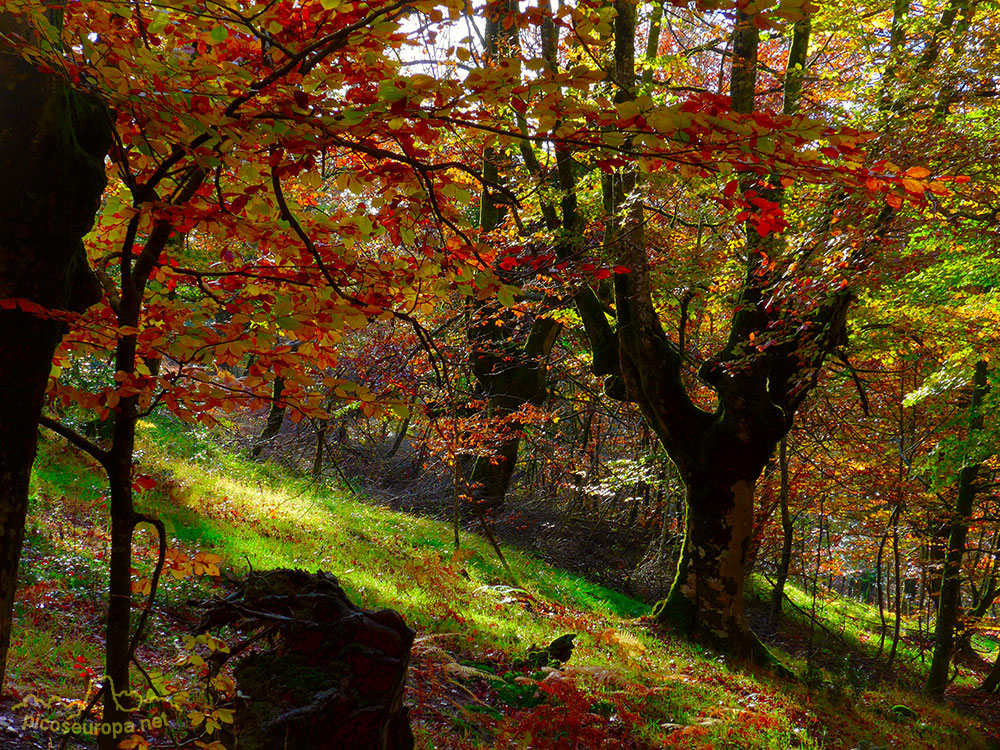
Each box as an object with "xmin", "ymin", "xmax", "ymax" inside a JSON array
[
  {"xmin": 103, "ymin": 407, "xmax": 138, "ymax": 744},
  {"xmin": 769, "ymin": 435, "xmax": 794, "ymax": 627},
  {"xmin": 467, "ymin": 0, "xmax": 561, "ymax": 511},
  {"xmin": 653, "ymin": 471, "xmax": 761, "ymax": 655},
  {"xmin": 251, "ymin": 375, "xmax": 287, "ymax": 460},
  {"xmin": 925, "ymin": 359, "xmax": 988, "ymax": 699},
  {"xmin": 0, "ymin": 9, "xmax": 108, "ymax": 692},
  {"xmin": 599, "ymin": 8, "xmax": 843, "ymax": 663}
]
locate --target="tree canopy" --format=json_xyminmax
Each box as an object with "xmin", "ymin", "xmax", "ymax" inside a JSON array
[{"xmin": 1, "ymin": 0, "xmax": 1000, "ymax": 745}]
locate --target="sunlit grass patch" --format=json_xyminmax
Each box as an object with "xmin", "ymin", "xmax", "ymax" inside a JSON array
[{"xmin": 15, "ymin": 415, "xmax": 997, "ymax": 749}]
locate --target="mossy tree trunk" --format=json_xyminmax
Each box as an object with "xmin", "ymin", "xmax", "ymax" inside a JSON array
[
  {"xmin": 652, "ymin": 464, "xmax": 764, "ymax": 654},
  {"xmin": 0, "ymin": 9, "xmax": 108, "ymax": 692},
  {"xmin": 574, "ymin": 7, "xmax": 854, "ymax": 661}
]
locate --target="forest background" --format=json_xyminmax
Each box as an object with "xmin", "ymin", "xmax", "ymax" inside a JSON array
[{"xmin": 1, "ymin": 0, "xmax": 1000, "ymax": 747}]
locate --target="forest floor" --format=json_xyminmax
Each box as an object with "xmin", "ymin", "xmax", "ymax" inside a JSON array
[{"xmin": 3, "ymin": 415, "xmax": 999, "ymax": 749}]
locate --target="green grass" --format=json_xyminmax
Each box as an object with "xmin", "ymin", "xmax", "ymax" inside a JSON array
[
  {"xmin": 14, "ymin": 414, "xmax": 997, "ymax": 749},
  {"xmin": 747, "ymin": 571, "xmax": 996, "ymax": 694}
]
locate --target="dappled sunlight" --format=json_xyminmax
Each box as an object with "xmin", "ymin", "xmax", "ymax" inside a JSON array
[{"xmin": 15, "ymin": 417, "xmax": 995, "ymax": 749}]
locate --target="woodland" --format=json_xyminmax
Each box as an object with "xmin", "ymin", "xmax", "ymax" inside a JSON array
[{"xmin": 1, "ymin": 0, "xmax": 999, "ymax": 748}]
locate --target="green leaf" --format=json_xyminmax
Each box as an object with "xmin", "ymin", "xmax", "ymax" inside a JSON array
[{"xmin": 497, "ymin": 285, "xmax": 518, "ymax": 308}]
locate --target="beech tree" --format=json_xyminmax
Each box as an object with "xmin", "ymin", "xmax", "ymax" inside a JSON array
[
  {"xmin": 4, "ymin": 1, "xmax": 997, "ymax": 715},
  {"xmin": 5, "ymin": 0, "xmax": 488, "ymax": 741},
  {"xmin": 459, "ymin": 0, "xmax": 990, "ymax": 661},
  {"xmin": 597, "ymin": 3, "xmax": 857, "ymax": 663},
  {"xmin": 588, "ymin": 0, "xmax": 995, "ymax": 661},
  {"xmin": 0, "ymin": 7, "xmax": 109, "ymax": 692}
]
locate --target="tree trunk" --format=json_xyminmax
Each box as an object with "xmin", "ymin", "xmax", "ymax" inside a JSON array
[
  {"xmin": 469, "ymin": 317, "xmax": 561, "ymax": 509},
  {"xmin": 653, "ymin": 472, "xmax": 761, "ymax": 656},
  {"xmin": 313, "ymin": 421, "xmax": 327, "ymax": 477},
  {"xmin": 982, "ymin": 646, "xmax": 1000, "ymax": 693},
  {"xmin": 91, "ymin": 157, "xmax": 205, "ymax": 748},
  {"xmin": 769, "ymin": 435, "xmax": 794, "ymax": 627},
  {"xmin": 887, "ymin": 520, "xmax": 903, "ymax": 670},
  {"xmin": 0, "ymin": 8, "xmax": 107, "ymax": 692},
  {"xmin": 925, "ymin": 359, "xmax": 988, "ymax": 699},
  {"xmin": 251, "ymin": 375, "xmax": 287, "ymax": 459},
  {"xmin": 103, "ymin": 442, "xmax": 136, "ymax": 747},
  {"xmin": 601, "ymin": 9, "xmax": 838, "ymax": 663},
  {"xmin": 925, "ymin": 518, "xmax": 950, "ymax": 609},
  {"xmin": 466, "ymin": 0, "xmax": 560, "ymax": 512},
  {"xmin": 99, "ymin": 298, "xmax": 144, "ymax": 748}
]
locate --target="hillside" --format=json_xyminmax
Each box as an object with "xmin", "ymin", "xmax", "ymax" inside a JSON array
[{"xmin": 3, "ymin": 417, "xmax": 998, "ymax": 749}]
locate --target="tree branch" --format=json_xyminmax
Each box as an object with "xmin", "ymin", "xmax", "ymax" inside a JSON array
[{"xmin": 38, "ymin": 415, "xmax": 109, "ymax": 467}]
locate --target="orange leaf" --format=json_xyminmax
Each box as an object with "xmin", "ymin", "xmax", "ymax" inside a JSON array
[{"xmin": 905, "ymin": 166, "xmax": 931, "ymax": 179}]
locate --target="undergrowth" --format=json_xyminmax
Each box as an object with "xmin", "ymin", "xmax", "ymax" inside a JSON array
[{"xmin": 8, "ymin": 414, "xmax": 995, "ymax": 749}]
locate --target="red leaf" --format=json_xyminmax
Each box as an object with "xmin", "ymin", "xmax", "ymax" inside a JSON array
[{"xmin": 132, "ymin": 474, "xmax": 156, "ymax": 491}]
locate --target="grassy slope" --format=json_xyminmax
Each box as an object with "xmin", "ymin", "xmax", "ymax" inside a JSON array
[{"xmin": 11, "ymin": 416, "xmax": 996, "ymax": 749}]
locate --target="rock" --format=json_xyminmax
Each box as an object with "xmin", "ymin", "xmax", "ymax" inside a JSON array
[
  {"xmin": 546, "ymin": 633, "xmax": 576, "ymax": 664},
  {"xmin": 194, "ymin": 569, "xmax": 414, "ymax": 750},
  {"xmin": 521, "ymin": 633, "xmax": 577, "ymax": 669}
]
